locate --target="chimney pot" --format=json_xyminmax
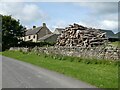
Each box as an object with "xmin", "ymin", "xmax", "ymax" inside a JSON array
[
  {"xmin": 33, "ymin": 26, "xmax": 36, "ymax": 28},
  {"xmin": 43, "ymin": 23, "xmax": 46, "ymax": 27}
]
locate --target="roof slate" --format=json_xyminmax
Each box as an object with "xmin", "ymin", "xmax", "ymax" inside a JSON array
[
  {"xmin": 53, "ymin": 28, "xmax": 65, "ymax": 34},
  {"xmin": 38, "ymin": 34, "xmax": 55, "ymax": 41},
  {"xmin": 25, "ymin": 26, "xmax": 43, "ymax": 35}
]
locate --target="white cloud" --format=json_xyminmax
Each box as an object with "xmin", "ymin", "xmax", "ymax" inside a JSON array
[
  {"xmin": 17, "ymin": 4, "xmax": 46, "ymax": 23},
  {"xmin": 79, "ymin": 2, "xmax": 118, "ymax": 14},
  {"xmin": 77, "ymin": 20, "xmax": 118, "ymax": 31},
  {"xmin": 74, "ymin": 2, "xmax": 118, "ymax": 33},
  {"xmin": 80, "ymin": 20, "xmax": 118, "ymax": 30},
  {"xmin": 53, "ymin": 20, "xmax": 67, "ymax": 28},
  {"xmin": 48, "ymin": 20, "xmax": 68, "ymax": 32},
  {"xmin": 0, "ymin": 2, "xmax": 48, "ymax": 28},
  {"xmin": 100, "ymin": 20, "xmax": 118, "ymax": 30},
  {"xmin": 50, "ymin": 20, "xmax": 96, "ymax": 32},
  {"xmin": 101, "ymin": 20, "xmax": 117, "ymax": 28},
  {"xmin": 49, "ymin": 19, "xmax": 118, "ymax": 33},
  {"xmin": 0, "ymin": 2, "xmax": 118, "ymax": 33}
]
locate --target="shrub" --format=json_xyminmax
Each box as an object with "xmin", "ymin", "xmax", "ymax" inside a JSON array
[{"xmin": 16, "ymin": 41, "xmax": 55, "ymax": 48}]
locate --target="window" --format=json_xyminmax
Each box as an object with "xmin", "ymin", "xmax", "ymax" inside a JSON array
[
  {"xmin": 28, "ymin": 36, "xmax": 30, "ymax": 39},
  {"xmin": 33, "ymin": 35, "xmax": 35, "ymax": 39}
]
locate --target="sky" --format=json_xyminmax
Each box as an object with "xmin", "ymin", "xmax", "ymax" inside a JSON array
[{"xmin": 0, "ymin": 1, "xmax": 119, "ymax": 33}]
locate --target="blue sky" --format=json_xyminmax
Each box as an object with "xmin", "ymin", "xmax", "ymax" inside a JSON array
[
  {"xmin": 33, "ymin": 2, "xmax": 91, "ymax": 28},
  {"xmin": 0, "ymin": 2, "xmax": 118, "ymax": 33},
  {"xmin": 37, "ymin": 2, "xmax": 89, "ymax": 20}
]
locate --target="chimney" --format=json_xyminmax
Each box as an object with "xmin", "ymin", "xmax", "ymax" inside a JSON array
[
  {"xmin": 43, "ymin": 23, "xmax": 46, "ymax": 27},
  {"xmin": 33, "ymin": 26, "xmax": 36, "ymax": 28}
]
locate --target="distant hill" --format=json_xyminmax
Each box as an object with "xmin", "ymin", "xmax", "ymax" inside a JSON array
[
  {"xmin": 99, "ymin": 29, "xmax": 120, "ymax": 42},
  {"xmin": 115, "ymin": 32, "xmax": 120, "ymax": 37},
  {"xmin": 100, "ymin": 29, "xmax": 118, "ymax": 38}
]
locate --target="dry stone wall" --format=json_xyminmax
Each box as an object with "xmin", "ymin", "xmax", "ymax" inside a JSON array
[
  {"xmin": 10, "ymin": 46, "xmax": 120, "ymax": 60},
  {"xmin": 32, "ymin": 46, "xmax": 119, "ymax": 60}
]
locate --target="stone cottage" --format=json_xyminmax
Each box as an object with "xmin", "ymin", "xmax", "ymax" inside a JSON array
[
  {"xmin": 38, "ymin": 34, "xmax": 59, "ymax": 43},
  {"xmin": 53, "ymin": 28, "xmax": 65, "ymax": 34},
  {"xmin": 23, "ymin": 23, "xmax": 52, "ymax": 42},
  {"xmin": 38, "ymin": 28, "xmax": 65, "ymax": 43}
]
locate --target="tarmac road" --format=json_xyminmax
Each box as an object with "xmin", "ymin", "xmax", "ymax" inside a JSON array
[{"xmin": 2, "ymin": 56, "xmax": 96, "ymax": 88}]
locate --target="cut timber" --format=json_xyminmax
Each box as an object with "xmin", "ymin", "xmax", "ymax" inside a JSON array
[{"xmin": 56, "ymin": 23, "xmax": 108, "ymax": 47}]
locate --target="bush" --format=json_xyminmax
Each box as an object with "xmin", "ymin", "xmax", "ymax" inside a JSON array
[{"xmin": 16, "ymin": 41, "xmax": 55, "ymax": 48}]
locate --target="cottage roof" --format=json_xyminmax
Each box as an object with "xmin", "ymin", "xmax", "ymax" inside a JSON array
[
  {"xmin": 38, "ymin": 34, "xmax": 55, "ymax": 41},
  {"xmin": 53, "ymin": 28, "xmax": 65, "ymax": 34},
  {"xmin": 25, "ymin": 26, "xmax": 43, "ymax": 35}
]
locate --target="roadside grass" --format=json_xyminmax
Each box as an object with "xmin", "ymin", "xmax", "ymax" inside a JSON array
[
  {"xmin": 0, "ymin": 52, "xmax": 2, "ymax": 55},
  {"xmin": 2, "ymin": 50, "xmax": 118, "ymax": 88}
]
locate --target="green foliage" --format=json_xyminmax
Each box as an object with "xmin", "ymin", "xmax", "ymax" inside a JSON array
[
  {"xmin": 2, "ymin": 50, "xmax": 118, "ymax": 88},
  {"xmin": 1, "ymin": 15, "xmax": 25, "ymax": 51},
  {"xmin": 16, "ymin": 41, "xmax": 55, "ymax": 47}
]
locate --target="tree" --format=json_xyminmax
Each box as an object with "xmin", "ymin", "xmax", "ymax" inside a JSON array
[{"xmin": 1, "ymin": 15, "xmax": 25, "ymax": 51}]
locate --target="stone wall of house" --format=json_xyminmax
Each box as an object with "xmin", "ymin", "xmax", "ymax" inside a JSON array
[
  {"xmin": 23, "ymin": 34, "xmax": 37, "ymax": 42},
  {"xmin": 9, "ymin": 46, "xmax": 120, "ymax": 60}
]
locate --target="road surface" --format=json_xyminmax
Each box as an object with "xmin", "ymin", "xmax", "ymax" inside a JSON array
[{"xmin": 2, "ymin": 56, "xmax": 96, "ymax": 88}]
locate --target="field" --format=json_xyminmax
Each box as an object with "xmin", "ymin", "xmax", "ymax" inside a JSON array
[
  {"xmin": 2, "ymin": 50, "xmax": 118, "ymax": 88},
  {"xmin": 110, "ymin": 41, "xmax": 120, "ymax": 47}
]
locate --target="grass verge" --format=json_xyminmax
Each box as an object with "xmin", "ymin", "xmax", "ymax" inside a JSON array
[{"xmin": 2, "ymin": 50, "xmax": 118, "ymax": 88}]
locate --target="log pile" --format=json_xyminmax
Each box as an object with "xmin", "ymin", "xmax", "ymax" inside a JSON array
[{"xmin": 56, "ymin": 23, "xmax": 108, "ymax": 47}]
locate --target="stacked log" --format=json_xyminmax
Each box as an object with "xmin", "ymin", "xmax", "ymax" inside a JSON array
[{"xmin": 56, "ymin": 23, "xmax": 108, "ymax": 47}]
